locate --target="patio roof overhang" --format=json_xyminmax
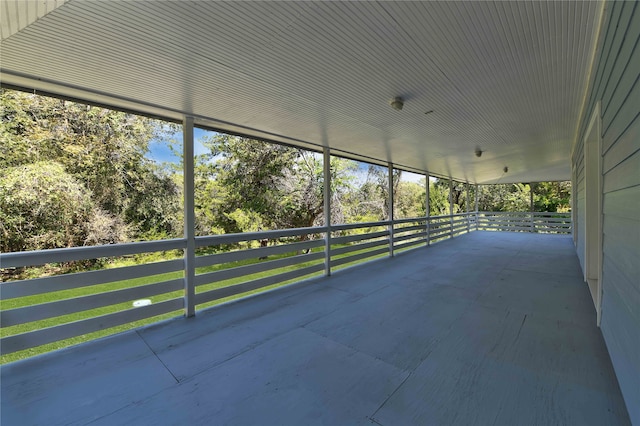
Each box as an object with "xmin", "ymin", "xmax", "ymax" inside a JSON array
[{"xmin": 0, "ymin": 0, "xmax": 604, "ymax": 184}]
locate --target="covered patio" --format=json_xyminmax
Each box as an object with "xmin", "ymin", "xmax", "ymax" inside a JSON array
[
  {"xmin": 1, "ymin": 0, "xmax": 639, "ymax": 424},
  {"xmin": 2, "ymin": 232, "xmax": 630, "ymax": 425}
]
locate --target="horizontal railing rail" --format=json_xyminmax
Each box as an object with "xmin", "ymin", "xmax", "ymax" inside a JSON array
[
  {"xmin": 427, "ymin": 214, "xmax": 454, "ymax": 243},
  {"xmin": 0, "ymin": 240, "xmax": 186, "ymax": 355},
  {"xmin": 0, "ymin": 211, "xmax": 569, "ymax": 358},
  {"xmin": 477, "ymin": 212, "xmax": 571, "ymax": 234},
  {"xmin": 195, "ymin": 227, "xmax": 322, "ymax": 247},
  {"xmin": 393, "ymin": 218, "xmax": 427, "ymax": 252},
  {"xmin": 330, "ymin": 221, "xmax": 391, "ymax": 269},
  {"xmin": 194, "ymin": 226, "xmax": 328, "ymax": 308},
  {"xmin": 194, "ymin": 230, "xmax": 326, "ymax": 307},
  {"xmin": 0, "ymin": 239, "xmax": 186, "ymax": 268}
]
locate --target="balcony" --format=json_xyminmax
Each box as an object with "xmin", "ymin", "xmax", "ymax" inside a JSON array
[
  {"xmin": 1, "ymin": 230, "xmax": 630, "ymax": 425},
  {"xmin": 1, "ymin": 1, "xmax": 638, "ymax": 423}
]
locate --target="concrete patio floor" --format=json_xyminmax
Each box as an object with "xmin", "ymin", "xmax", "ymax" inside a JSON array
[{"xmin": 1, "ymin": 231, "xmax": 631, "ymax": 425}]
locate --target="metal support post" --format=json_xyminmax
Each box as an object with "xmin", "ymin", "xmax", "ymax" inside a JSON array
[
  {"xmin": 323, "ymin": 148, "xmax": 332, "ymax": 276},
  {"xmin": 183, "ymin": 116, "xmax": 196, "ymax": 317},
  {"xmin": 530, "ymin": 182, "xmax": 535, "ymax": 233},
  {"xmin": 466, "ymin": 182, "xmax": 471, "ymax": 233},
  {"xmin": 449, "ymin": 179, "xmax": 454, "ymax": 238},
  {"xmin": 426, "ymin": 174, "xmax": 430, "ymax": 246},
  {"xmin": 388, "ymin": 163, "xmax": 395, "ymax": 257},
  {"xmin": 571, "ymin": 171, "xmax": 576, "ymax": 242},
  {"xmin": 475, "ymin": 184, "xmax": 479, "ymax": 231}
]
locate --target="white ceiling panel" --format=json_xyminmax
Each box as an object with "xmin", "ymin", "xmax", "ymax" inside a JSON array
[
  {"xmin": 0, "ymin": 0, "xmax": 67, "ymax": 40},
  {"xmin": 0, "ymin": 0, "xmax": 603, "ymax": 183}
]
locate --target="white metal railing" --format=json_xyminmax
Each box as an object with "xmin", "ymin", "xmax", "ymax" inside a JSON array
[
  {"xmin": 476, "ymin": 212, "xmax": 571, "ymax": 234},
  {"xmin": 193, "ymin": 227, "xmax": 326, "ymax": 308},
  {"xmin": 0, "ymin": 211, "xmax": 568, "ymax": 357},
  {"xmin": 1, "ymin": 239, "xmax": 186, "ymax": 355},
  {"xmin": 392, "ymin": 217, "xmax": 427, "ymax": 252},
  {"xmin": 331, "ymin": 220, "xmax": 390, "ymax": 268}
]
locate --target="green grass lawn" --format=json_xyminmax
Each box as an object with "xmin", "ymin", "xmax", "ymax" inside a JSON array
[{"xmin": 1, "ymin": 237, "xmax": 417, "ymax": 364}]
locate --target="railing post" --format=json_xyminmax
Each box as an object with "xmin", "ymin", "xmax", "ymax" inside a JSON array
[
  {"xmin": 530, "ymin": 182, "xmax": 535, "ymax": 233},
  {"xmin": 426, "ymin": 174, "xmax": 430, "ymax": 246},
  {"xmin": 388, "ymin": 163, "xmax": 394, "ymax": 257},
  {"xmin": 475, "ymin": 184, "xmax": 479, "ymax": 231},
  {"xmin": 323, "ymin": 147, "xmax": 332, "ymax": 276},
  {"xmin": 466, "ymin": 182, "xmax": 470, "ymax": 233},
  {"xmin": 183, "ymin": 116, "xmax": 196, "ymax": 317},
  {"xmin": 571, "ymin": 169, "xmax": 577, "ymax": 242},
  {"xmin": 449, "ymin": 179, "xmax": 454, "ymax": 238}
]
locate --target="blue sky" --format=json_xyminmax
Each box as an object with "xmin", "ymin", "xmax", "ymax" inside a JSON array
[
  {"xmin": 146, "ymin": 127, "xmax": 212, "ymax": 164},
  {"xmin": 146, "ymin": 129, "xmax": 427, "ymax": 184}
]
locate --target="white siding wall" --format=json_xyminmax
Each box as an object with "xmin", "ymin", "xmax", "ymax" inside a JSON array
[
  {"xmin": 575, "ymin": 139, "xmax": 586, "ymax": 273},
  {"xmin": 573, "ymin": 2, "xmax": 640, "ymax": 423}
]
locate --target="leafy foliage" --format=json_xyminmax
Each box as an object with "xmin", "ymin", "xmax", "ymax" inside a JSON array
[
  {"xmin": 477, "ymin": 183, "xmax": 531, "ymax": 212},
  {"xmin": 533, "ymin": 181, "xmax": 571, "ymax": 212},
  {"xmin": 0, "ymin": 162, "xmax": 127, "ymax": 251},
  {"xmin": 1, "ymin": 88, "xmax": 181, "ymax": 250},
  {"xmin": 430, "ymin": 179, "xmax": 452, "ymax": 215},
  {"xmin": 342, "ymin": 165, "xmax": 389, "ymax": 222},
  {"xmin": 193, "ymin": 134, "xmax": 357, "ymax": 234},
  {"xmin": 1, "ymin": 89, "xmax": 573, "ymax": 257}
]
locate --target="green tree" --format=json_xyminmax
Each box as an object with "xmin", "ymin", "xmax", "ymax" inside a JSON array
[
  {"xmin": 371, "ymin": 166, "xmax": 402, "ymax": 220},
  {"xmin": 533, "ymin": 181, "xmax": 571, "ymax": 212},
  {"xmin": 0, "ymin": 89, "xmax": 181, "ymax": 245},
  {"xmin": 342, "ymin": 165, "xmax": 387, "ymax": 223},
  {"xmin": 192, "ymin": 134, "xmax": 297, "ymax": 234},
  {"xmin": 477, "ymin": 183, "xmax": 531, "ymax": 212},
  {"xmin": 193, "ymin": 134, "xmax": 356, "ymax": 234},
  {"xmin": 278, "ymin": 151, "xmax": 357, "ymax": 228},
  {"xmin": 429, "ymin": 179, "xmax": 451, "ymax": 215},
  {"xmin": 395, "ymin": 180, "xmax": 426, "ymax": 219},
  {"xmin": 0, "ymin": 162, "xmax": 127, "ymax": 252}
]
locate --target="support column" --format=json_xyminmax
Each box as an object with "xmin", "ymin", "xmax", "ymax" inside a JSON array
[
  {"xmin": 183, "ymin": 116, "xmax": 195, "ymax": 317},
  {"xmin": 426, "ymin": 174, "xmax": 430, "ymax": 246},
  {"xmin": 388, "ymin": 163, "xmax": 394, "ymax": 257},
  {"xmin": 530, "ymin": 182, "xmax": 535, "ymax": 233},
  {"xmin": 323, "ymin": 148, "xmax": 332, "ymax": 276},
  {"xmin": 449, "ymin": 179, "xmax": 454, "ymax": 238},
  {"xmin": 571, "ymin": 170, "xmax": 576, "ymax": 243},
  {"xmin": 466, "ymin": 182, "xmax": 471, "ymax": 233},
  {"xmin": 475, "ymin": 184, "xmax": 479, "ymax": 231}
]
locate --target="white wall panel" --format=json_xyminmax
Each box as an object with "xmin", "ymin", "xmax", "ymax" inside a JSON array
[{"xmin": 572, "ymin": 2, "xmax": 640, "ymax": 422}]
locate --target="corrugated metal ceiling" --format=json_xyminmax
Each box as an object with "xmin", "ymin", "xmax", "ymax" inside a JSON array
[{"xmin": 0, "ymin": 0, "xmax": 603, "ymax": 183}]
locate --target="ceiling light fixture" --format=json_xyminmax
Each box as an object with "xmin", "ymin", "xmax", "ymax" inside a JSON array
[{"xmin": 390, "ymin": 97, "xmax": 404, "ymax": 111}]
